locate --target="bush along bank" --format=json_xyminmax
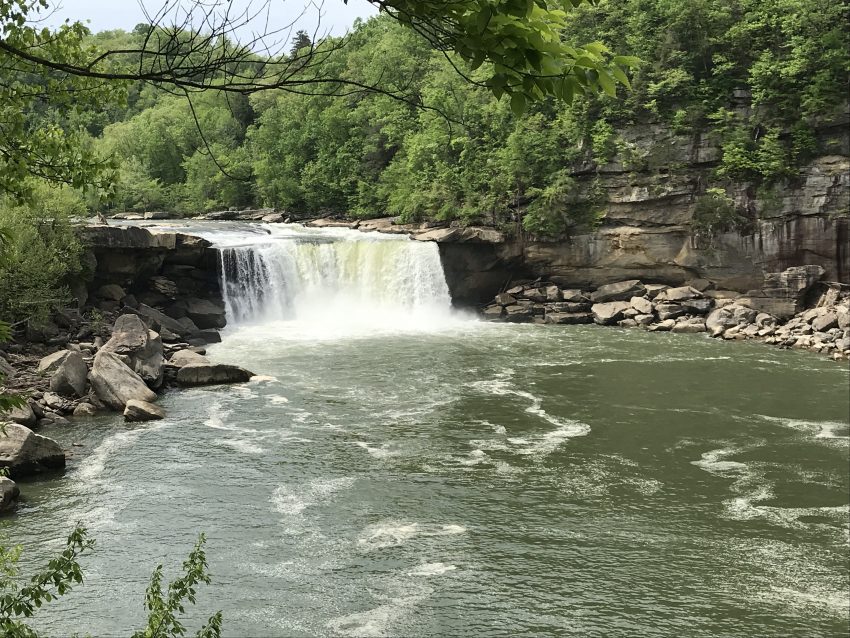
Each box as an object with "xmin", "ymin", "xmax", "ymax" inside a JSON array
[{"xmin": 481, "ymin": 267, "xmax": 850, "ymax": 362}]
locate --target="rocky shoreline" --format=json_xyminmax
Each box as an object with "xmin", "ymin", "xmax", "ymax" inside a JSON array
[
  {"xmin": 478, "ymin": 270, "xmax": 850, "ymax": 360},
  {"xmin": 1, "ymin": 216, "xmax": 848, "ymax": 514}
]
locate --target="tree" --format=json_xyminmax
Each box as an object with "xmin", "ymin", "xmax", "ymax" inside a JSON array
[
  {"xmin": 0, "ymin": 0, "xmax": 632, "ymax": 197},
  {"xmin": 289, "ymin": 29, "xmax": 312, "ymax": 57},
  {"xmin": 0, "ymin": 526, "xmax": 222, "ymax": 638}
]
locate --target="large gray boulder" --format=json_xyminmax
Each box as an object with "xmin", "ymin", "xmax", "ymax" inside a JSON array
[
  {"xmin": 661, "ymin": 286, "xmax": 701, "ymax": 302},
  {"xmin": 183, "ymin": 298, "xmax": 227, "ymax": 329},
  {"xmin": 123, "ymin": 400, "xmax": 166, "ymax": 422},
  {"xmin": 591, "ymin": 280, "xmax": 646, "ymax": 303},
  {"xmin": 168, "ymin": 349, "xmax": 210, "ymax": 367},
  {"xmin": 89, "ymin": 351, "xmax": 157, "ymax": 410},
  {"xmin": 591, "ymin": 301, "xmax": 632, "ymax": 325},
  {"xmin": 37, "ymin": 350, "xmax": 70, "ymax": 374},
  {"xmin": 544, "ymin": 312, "xmax": 593, "ymax": 325},
  {"xmin": 705, "ymin": 307, "xmax": 736, "ymax": 336},
  {"xmin": 49, "ymin": 351, "xmax": 88, "ymax": 397},
  {"xmin": 101, "ymin": 315, "xmax": 163, "ymax": 387},
  {"xmin": 0, "ymin": 477, "xmax": 20, "ymax": 511},
  {"xmin": 176, "ymin": 363, "xmax": 254, "ymax": 387},
  {"xmin": 1, "ymin": 403, "xmax": 36, "ymax": 427},
  {"xmin": 630, "ymin": 296, "xmax": 653, "ymax": 315},
  {"xmin": 0, "ymin": 423, "xmax": 65, "ymax": 477},
  {"xmin": 137, "ymin": 304, "xmax": 191, "ymax": 337}
]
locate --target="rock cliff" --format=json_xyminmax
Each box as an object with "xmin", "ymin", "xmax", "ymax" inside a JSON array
[{"xmin": 427, "ymin": 111, "xmax": 849, "ymax": 306}]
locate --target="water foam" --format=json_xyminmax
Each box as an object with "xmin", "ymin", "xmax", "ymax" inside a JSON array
[
  {"xmin": 212, "ymin": 224, "xmax": 466, "ymax": 337},
  {"xmin": 468, "ymin": 376, "xmax": 590, "ymax": 456},
  {"xmin": 271, "ymin": 477, "xmax": 356, "ymax": 516}
]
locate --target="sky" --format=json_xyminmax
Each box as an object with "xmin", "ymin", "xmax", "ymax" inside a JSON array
[{"xmin": 43, "ymin": 0, "xmax": 378, "ymax": 41}]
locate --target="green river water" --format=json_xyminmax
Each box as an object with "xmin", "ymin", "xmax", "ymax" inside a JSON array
[{"xmin": 2, "ymin": 225, "xmax": 848, "ymax": 637}]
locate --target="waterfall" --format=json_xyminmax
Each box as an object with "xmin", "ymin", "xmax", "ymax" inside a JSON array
[{"xmin": 214, "ymin": 225, "xmax": 455, "ymax": 331}]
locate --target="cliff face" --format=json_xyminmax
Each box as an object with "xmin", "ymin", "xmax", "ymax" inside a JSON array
[{"xmin": 437, "ymin": 111, "xmax": 850, "ymax": 306}]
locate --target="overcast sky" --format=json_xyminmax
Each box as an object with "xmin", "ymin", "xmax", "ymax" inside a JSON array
[{"xmin": 44, "ymin": 0, "xmax": 378, "ymax": 40}]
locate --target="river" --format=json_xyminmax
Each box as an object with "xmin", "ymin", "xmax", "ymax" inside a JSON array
[{"xmin": 3, "ymin": 223, "xmax": 849, "ymax": 637}]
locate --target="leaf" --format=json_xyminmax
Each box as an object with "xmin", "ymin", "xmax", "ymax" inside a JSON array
[
  {"xmin": 510, "ymin": 91, "xmax": 527, "ymax": 117},
  {"xmin": 611, "ymin": 64, "xmax": 631, "ymax": 88}
]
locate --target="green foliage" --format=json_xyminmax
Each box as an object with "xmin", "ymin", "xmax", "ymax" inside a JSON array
[
  {"xmin": 132, "ymin": 534, "xmax": 222, "ymax": 638},
  {"xmin": 0, "ymin": 528, "xmax": 222, "ymax": 638},
  {"xmin": 692, "ymin": 187, "xmax": 745, "ymax": 243},
  {"xmin": 0, "ymin": 1, "xmax": 123, "ymax": 201},
  {"xmin": 0, "ymin": 321, "xmax": 26, "ymax": 414},
  {"xmin": 0, "ymin": 526, "xmax": 93, "ymax": 637},
  {"xmin": 0, "ymin": 182, "xmax": 86, "ymax": 323}
]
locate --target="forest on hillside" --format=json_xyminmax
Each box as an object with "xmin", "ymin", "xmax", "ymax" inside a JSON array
[
  {"xmin": 5, "ymin": 1, "xmax": 850, "ymax": 224},
  {"xmin": 0, "ymin": 0, "xmax": 848, "ymax": 321}
]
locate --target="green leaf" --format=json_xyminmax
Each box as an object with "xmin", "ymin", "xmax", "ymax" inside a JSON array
[{"xmin": 510, "ymin": 92, "xmax": 527, "ymax": 117}]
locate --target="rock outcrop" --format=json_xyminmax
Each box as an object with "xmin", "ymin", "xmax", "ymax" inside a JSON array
[
  {"xmin": 48, "ymin": 351, "xmax": 88, "ymax": 397},
  {"xmin": 0, "ymin": 477, "xmax": 20, "ymax": 511},
  {"xmin": 0, "ymin": 423, "xmax": 65, "ymax": 477},
  {"xmin": 89, "ymin": 351, "xmax": 157, "ymax": 410},
  {"xmin": 123, "ymin": 400, "xmax": 166, "ymax": 422},
  {"xmin": 176, "ymin": 363, "xmax": 254, "ymax": 386},
  {"xmin": 481, "ymin": 271, "xmax": 850, "ymax": 360},
  {"xmin": 100, "ymin": 314, "xmax": 164, "ymax": 387}
]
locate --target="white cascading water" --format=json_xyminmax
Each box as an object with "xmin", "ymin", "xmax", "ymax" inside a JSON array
[{"xmin": 213, "ymin": 224, "xmax": 460, "ymax": 337}]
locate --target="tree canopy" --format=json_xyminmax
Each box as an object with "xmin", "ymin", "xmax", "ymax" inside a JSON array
[{"xmin": 0, "ymin": 0, "xmax": 631, "ymax": 197}]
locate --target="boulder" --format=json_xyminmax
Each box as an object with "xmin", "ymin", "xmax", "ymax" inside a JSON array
[
  {"xmin": 494, "ymin": 293, "xmax": 516, "ymax": 306},
  {"xmin": 42, "ymin": 392, "xmax": 70, "ymax": 412},
  {"xmin": 124, "ymin": 400, "xmax": 166, "ymax": 422},
  {"xmin": 643, "ymin": 284, "xmax": 669, "ymax": 299},
  {"xmin": 482, "ymin": 305, "xmax": 504, "ymax": 320},
  {"xmin": 73, "ymin": 402, "xmax": 98, "ymax": 417},
  {"xmin": 97, "ymin": 284, "xmax": 126, "ymax": 301},
  {"xmin": 706, "ymin": 307, "xmax": 736, "ymax": 336},
  {"xmin": 137, "ymin": 304, "xmax": 190, "ymax": 336},
  {"xmin": 630, "ymin": 296, "xmax": 653, "ymax": 315},
  {"xmin": 656, "ymin": 303, "xmax": 686, "ymax": 321},
  {"xmin": 1, "ymin": 403, "xmax": 36, "ymax": 427},
  {"xmin": 591, "ymin": 301, "xmax": 632, "ymax": 325},
  {"xmin": 546, "ymin": 302, "xmax": 591, "ymax": 313},
  {"xmin": 0, "ymin": 477, "xmax": 20, "ymax": 511},
  {"xmin": 176, "ymin": 363, "xmax": 254, "ymax": 387},
  {"xmin": 544, "ymin": 285, "xmax": 562, "ymax": 302},
  {"xmin": 0, "ymin": 423, "xmax": 65, "ymax": 477},
  {"xmin": 169, "ymin": 349, "xmax": 210, "ymax": 367},
  {"xmin": 89, "ymin": 351, "xmax": 157, "ymax": 410},
  {"xmin": 671, "ymin": 319, "xmax": 707, "ymax": 334},
  {"xmin": 49, "ymin": 351, "xmax": 88, "ymax": 397},
  {"xmin": 560, "ymin": 289, "xmax": 588, "ymax": 303},
  {"xmin": 634, "ymin": 314, "xmax": 655, "ymax": 326},
  {"xmin": 661, "ymin": 286, "xmax": 701, "ymax": 302},
  {"xmin": 590, "ymin": 280, "xmax": 646, "ymax": 303},
  {"xmin": 183, "ymin": 298, "xmax": 227, "ymax": 329},
  {"xmin": 37, "ymin": 350, "xmax": 70, "ymax": 374},
  {"xmin": 544, "ymin": 312, "xmax": 593, "ymax": 325},
  {"xmin": 261, "ymin": 213, "xmax": 285, "ymax": 223},
  {"xmin": 686, "ymin": 278, "xmax": 713, "ymax": 292},
  {"xmin": 520, "ymin": 287, "xmax": 547, "ymax": 303},
  {"xmin": 812, "ymin": 312, "xmax": 838, "ymax": 332},
  {"xmin": 680, "ymin": 298, "xmax": 712, "ymax": 315},
  {"xmin": 101, "ymin": 315, "xmax": 164, "ymax": 386},
  {"xmin": 504, "ymin": 305, "xmax": 534, "ymax": 323},
  {"xmin": 648, "ymin": 319, "xmax": 676, "ymax": 332},
  {"xmin": 837, "ymin": 308, "xmax": 850, "ymax": 330}
]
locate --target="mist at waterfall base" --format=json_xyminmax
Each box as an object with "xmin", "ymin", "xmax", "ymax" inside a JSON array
[{"xmin": 3, "ymin": 224, "xmax": 848, "ymax": 637}]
